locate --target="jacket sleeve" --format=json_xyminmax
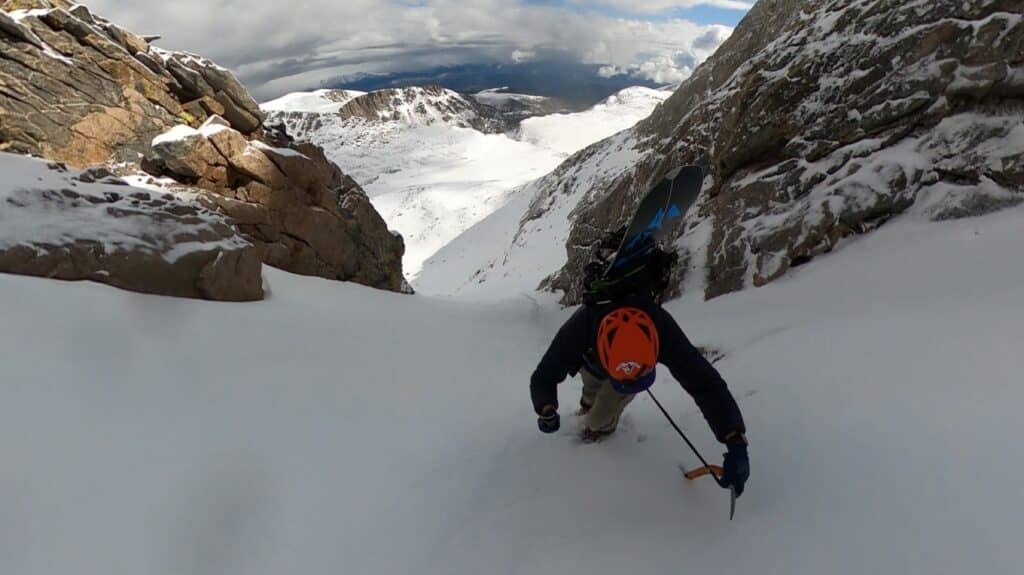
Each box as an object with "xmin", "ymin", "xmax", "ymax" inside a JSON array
[
  {"xmin": 657, "ymin": 309, "xmax": 746, "ymax": 443},
  {"xmin": 530, "ymin": 307, "xmax": 590, "ymax": 415}
]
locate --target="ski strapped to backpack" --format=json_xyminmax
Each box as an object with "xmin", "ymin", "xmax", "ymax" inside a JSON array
[{"xmin": 582, "ymin": 165, "xmax": 704, "ymax": 305}]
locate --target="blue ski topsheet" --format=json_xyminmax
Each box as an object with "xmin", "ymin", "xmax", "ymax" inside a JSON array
[{"xmin": 607, "ymin": 165, "xmax": 703, "ymax": 276}]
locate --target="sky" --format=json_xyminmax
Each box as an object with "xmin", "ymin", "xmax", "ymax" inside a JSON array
[{"xmin": 87, "ymin": 0, "xmax": 752, "ymax": 100}]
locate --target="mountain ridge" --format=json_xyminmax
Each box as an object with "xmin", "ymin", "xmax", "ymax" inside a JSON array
[{"xmin": 422, "ymin": 0, "xmax": 1023, "ymax": 302}]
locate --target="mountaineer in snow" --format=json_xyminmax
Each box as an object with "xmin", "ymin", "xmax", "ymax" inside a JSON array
[{"xmin": 529, "ymin": 234, "xmax": 750, "ymax": 497}]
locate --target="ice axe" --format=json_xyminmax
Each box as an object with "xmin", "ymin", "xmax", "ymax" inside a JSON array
[{"xmin": 647, "ymin": 390, "xmax": 738, "ymax": 520}]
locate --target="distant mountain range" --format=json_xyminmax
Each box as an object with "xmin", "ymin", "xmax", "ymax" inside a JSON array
[{"xmin": 328, "ymin": 60, "xmax": 663, "ymax": 111}]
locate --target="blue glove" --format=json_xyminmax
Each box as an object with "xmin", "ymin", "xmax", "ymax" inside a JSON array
[
  {"xmin": 537, "ymin": 411, "xmax": 560, "ymax": 434},
  {"xmin": 722, "ymin": 442, "xmax": 749, "ymax": 497}
]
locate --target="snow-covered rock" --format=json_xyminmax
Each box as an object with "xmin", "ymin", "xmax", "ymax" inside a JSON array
[
  {"xmin": 143, "ymin": 117, "xmax": 408, "ymax": 292},
  {"xmin": 0, "ymin": 152, "xmax": 263, "ymax": 300},
  {"xmin": 427, "ymin": 0, "xmax": 1024, "ymax": 302}
]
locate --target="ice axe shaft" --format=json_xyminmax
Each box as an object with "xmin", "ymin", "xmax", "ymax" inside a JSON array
[
  {"xmin": 648, "ymin": 390, "xmax": 737, "ymax": 520},
  {"xmin": 647, "ymin": 390, "xmax": 726, "ymax": 488}
]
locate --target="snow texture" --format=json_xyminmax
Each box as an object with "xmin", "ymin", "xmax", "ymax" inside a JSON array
[
  {"xmin": 0, "ymin": 152, "xmax": 249, "ymax": 263},
  {"xmin": 151, "ymin": 124, "xmax": 201, "ymax": 147},
  {"xmin": 0, "ymin": 203, "xmax": 1020, "ymax": 574},
  {"xmin": 259, "ymin": 89, "xmax": 366, "ymax": 114},
  {"xmin": 516, "ymin": 87, "xmax": 670, "ymax": 157}
]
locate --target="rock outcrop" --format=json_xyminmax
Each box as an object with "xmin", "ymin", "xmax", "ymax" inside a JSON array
[
  {"xmin": 0, "ymin": 0, "xmax": 408, "ymax": 298},
  {"xmin": 521, "ymin": 0, "xmax": 1023, "ymax": 302},
  {"xmin": 0, "ymin": 0, "xmax": 264, "ymax": 167},
  {"xmin": 143, "ymin": 117, "xmax": 407, "ymax": 292},
  {"xmin": 0, "ymin": 152, "xmax": 264, "ymax": 301}
]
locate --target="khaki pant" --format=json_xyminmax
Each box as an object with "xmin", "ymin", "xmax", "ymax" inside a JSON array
[{"xmin": 580, "ymin": 367, "xmax": 636, "ymax": 433}]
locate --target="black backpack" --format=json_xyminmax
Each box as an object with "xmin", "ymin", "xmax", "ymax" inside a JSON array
[{"xmin": 581, "ymin": 226, "xmax": 678, "ymax": 305}]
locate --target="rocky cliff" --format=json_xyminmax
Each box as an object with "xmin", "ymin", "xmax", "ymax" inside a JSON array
[
  {"xmin": 0, "ymin": 0, "xmax": 407, "ymax": 299},
  {"xmin": 516, "ymin": 0, "xmax": 1022, "ymax": 302},
  {"xmin": 0, "ymin": 0, "xmax": 263, "ymax": 165}
]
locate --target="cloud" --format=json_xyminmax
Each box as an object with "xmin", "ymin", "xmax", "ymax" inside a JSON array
[
  {"xmin": 511, "ymin": 49, "xmax": 537, "ymax": 63},
  {"xmin": 86, "ymin": 0, "xmax": 740, "ymax": 99},
  {"xmin": 583, "ymin": 0, "xmax": 755, "ymax": 11}
]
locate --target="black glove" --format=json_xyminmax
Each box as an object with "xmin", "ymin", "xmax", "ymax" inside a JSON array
[
  {"xmin": 722, "ymin": 442, "xmax": 749, "ymax": 497},
  {"xmin": 537, "ymin": 411, "xmax": 560, "ymax": 434}
]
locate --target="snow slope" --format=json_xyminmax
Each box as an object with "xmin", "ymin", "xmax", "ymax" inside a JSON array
[
  {"xmin": 2, "ymin": 204, "xmax": 1021, "ymax": 574},
  {"xmin": 259, "ymin": 89, "xmax": 365, "ymax": 114},
  {"xmin": 264, "ymin": 86, "xmax": 671, "ymax": 278},
  {"xmin": 417, "ymin": 128, "xmax": 649, "ymax": 298},
  {"xmin": 516, "ymin": 87, "xmax": 670, "ymax": 156}
]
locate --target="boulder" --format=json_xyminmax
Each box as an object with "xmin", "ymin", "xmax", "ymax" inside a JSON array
[{"xmin": 144, "ymin": 119, "xmax": 407, "ymax": 292}]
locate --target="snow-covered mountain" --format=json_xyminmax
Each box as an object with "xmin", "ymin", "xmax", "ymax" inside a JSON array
[
  {"xmin": 264, "ymin": 85, "xmax": 672, "ymax": 277},
  {"xmin": 472, "ymin": 87, "xmax": 568, "ymax": 123},
  {"xmin": 420, "ymin": 0, "xmax": 1023, "ymax": 301},
  {"xmin": 260, "ymin": 89, "xmax": 366, "ymax": 114},
  {"xmin": 335, "ymin": 85, "xmax": 508, "ymax": 133}
]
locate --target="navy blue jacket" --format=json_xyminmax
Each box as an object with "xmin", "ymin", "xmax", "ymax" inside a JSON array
[{"xmin": 530, "ymin": 295, "xmax": 745, "ymax": 443}]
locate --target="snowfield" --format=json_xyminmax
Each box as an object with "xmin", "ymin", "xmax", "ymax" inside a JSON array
[
  {"xmin": 2, "ymin": 205, "xmax": 1021, "ymax": 574},
  {"xmin": 515, "ymin": 87, "xmax": 670, "ymax": 156},
  {"xmin": 259, "ymin": 89, "xmax": 366, "ymax": 114},
  {"xmin": 264, "ymin": 86, "xmax": 672, "ymax": 278}
]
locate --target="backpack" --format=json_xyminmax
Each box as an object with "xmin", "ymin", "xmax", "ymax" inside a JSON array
[{"xmin": 581, "ymin": 226, "xmax": 678, "ymax": 306}]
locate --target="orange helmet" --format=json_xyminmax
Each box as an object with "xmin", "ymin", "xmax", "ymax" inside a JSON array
[{"xmin": 597, "ymin": 307, "xmax": 659, "ymax": 382}]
